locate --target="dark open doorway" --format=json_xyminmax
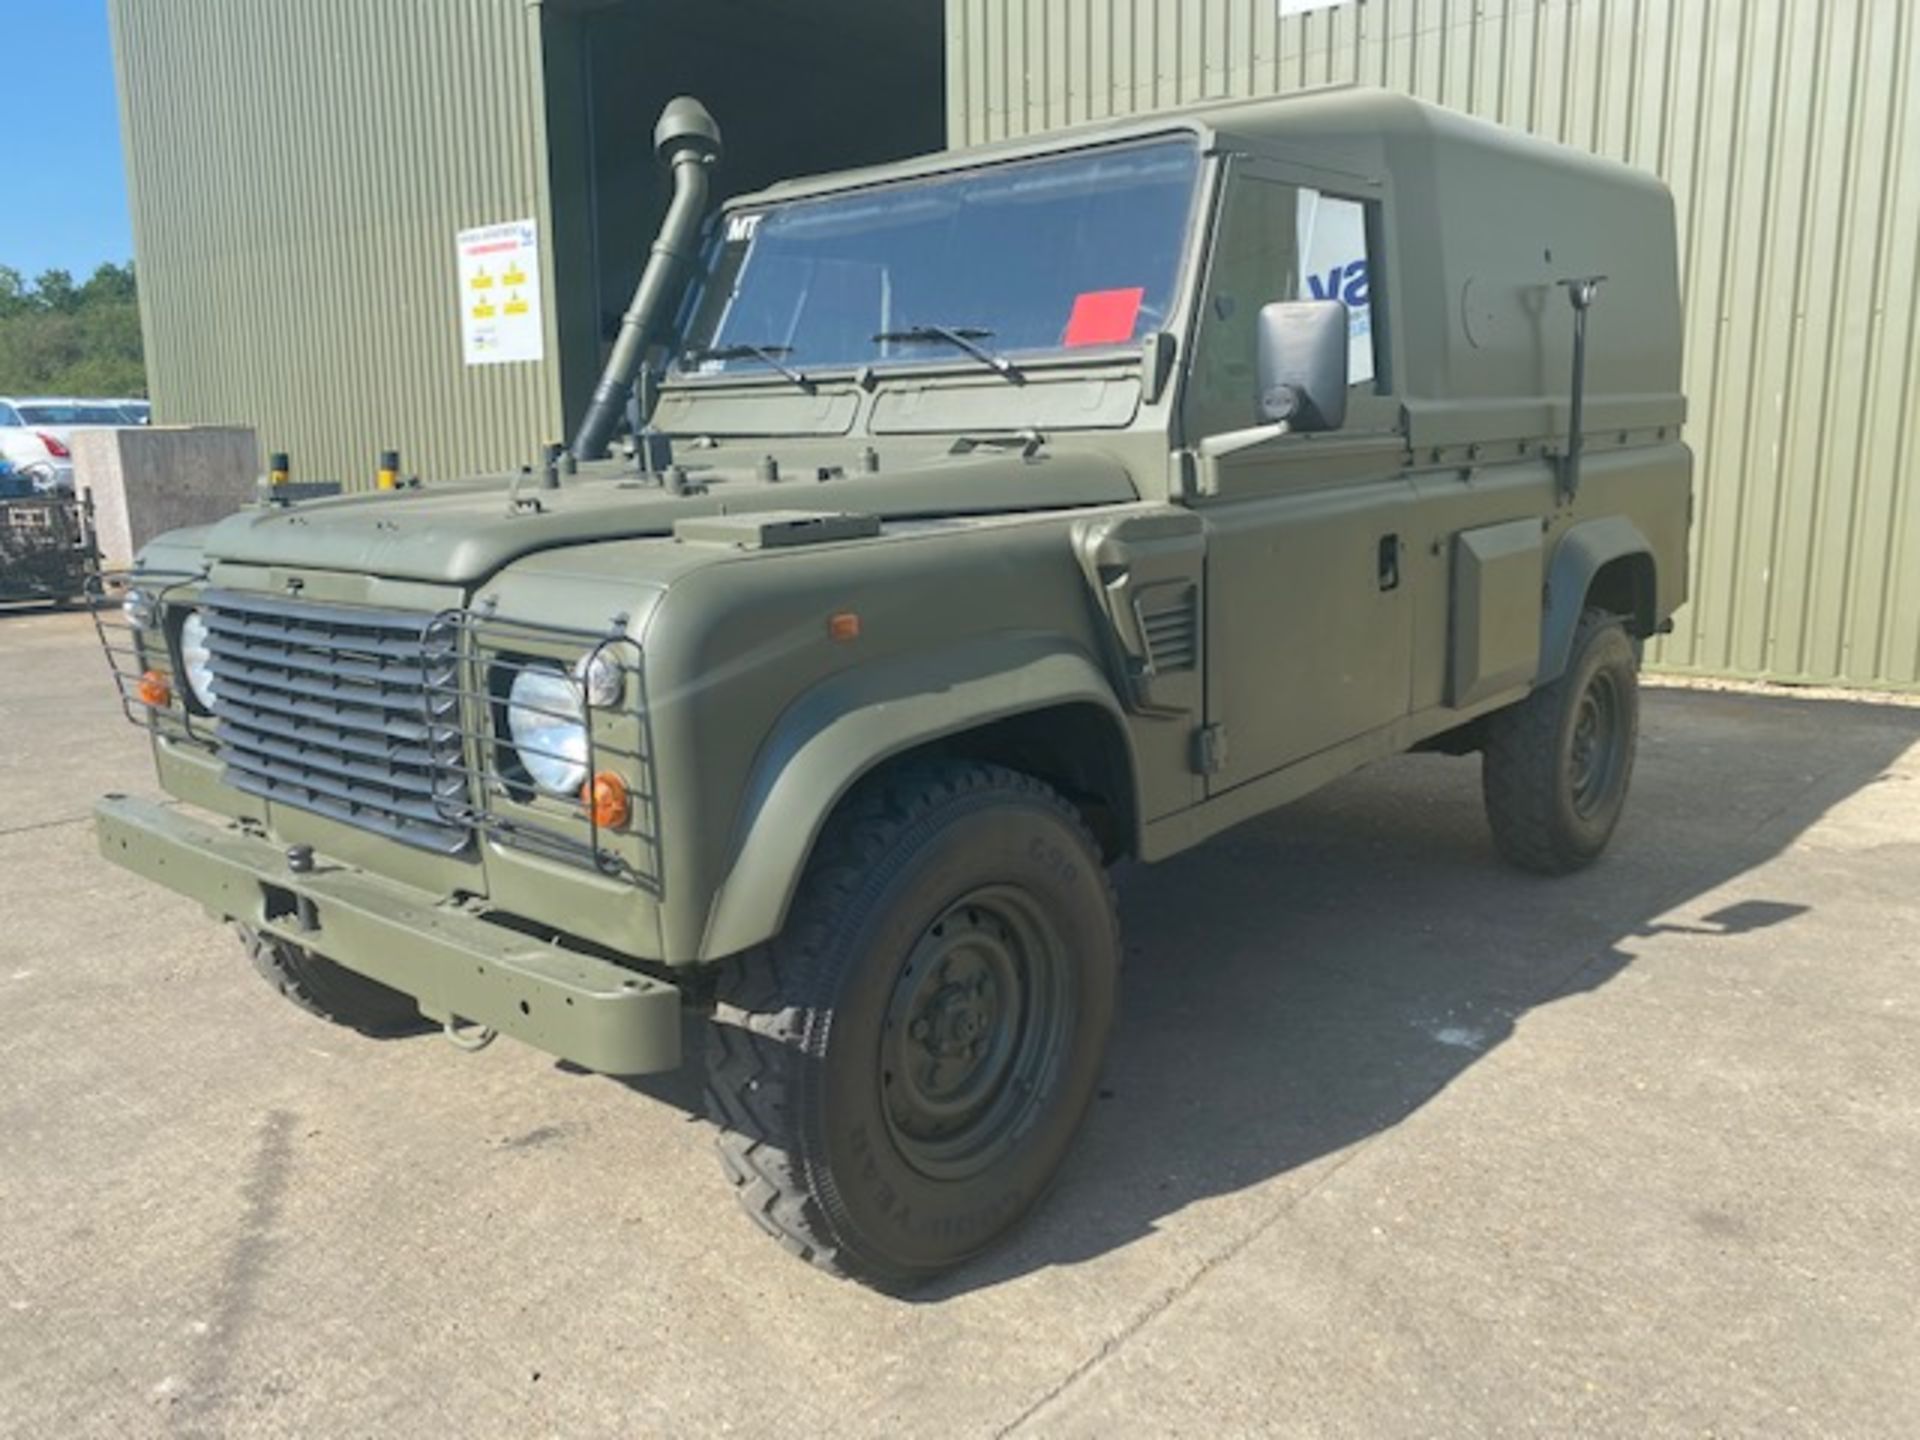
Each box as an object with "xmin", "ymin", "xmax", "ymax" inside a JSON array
[{"xmin": 542, "ymin": 0, "xmax": 949, "ymax": 432}]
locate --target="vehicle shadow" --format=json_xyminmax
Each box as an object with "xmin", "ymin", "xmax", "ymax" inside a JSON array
[
  {"xmin": 0, "ymin": 598, "xmax": 88, "ymax": 618},
  {"xmin": 618, "ymin": 688, "xmax": 1920, "ymax": 1298}
]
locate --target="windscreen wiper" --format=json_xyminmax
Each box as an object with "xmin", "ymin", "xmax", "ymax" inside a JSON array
[
  {"xmin": 872, "ymin": 324, "xmax": 1025, "ymax": 384},
  {"xmin": 683, "ymin": 342, "xmax": 815, "ymax": 391}
]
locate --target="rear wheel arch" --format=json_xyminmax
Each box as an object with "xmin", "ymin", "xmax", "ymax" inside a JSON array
[
  {"xmin": 1586, "ymin": 551, "xmax": 1656, "ymax": 637},
  {"xmin": 1539, "ymin": 517, "xmax": 1658, "ymax": 683}
]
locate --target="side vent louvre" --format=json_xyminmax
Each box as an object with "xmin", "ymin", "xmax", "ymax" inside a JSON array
[{"xmin": 1138, "ymin": 585, "xmax": 1199, "ymax": 673}]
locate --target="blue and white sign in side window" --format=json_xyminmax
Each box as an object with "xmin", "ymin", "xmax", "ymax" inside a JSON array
[{"xmin": 1294, "ymin": 189, "xmax": 1374, "ymax": 386}]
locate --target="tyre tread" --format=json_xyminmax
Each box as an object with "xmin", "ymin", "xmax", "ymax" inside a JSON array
[{"xmin": 241, "ymin": 926, "xmax": 424, "ymax": 1037}]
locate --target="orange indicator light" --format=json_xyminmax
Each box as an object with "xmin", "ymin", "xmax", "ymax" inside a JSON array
[
  {"xmin": 583, "ymin": 772, "xmax": 632, "ymax": 830},
  {"xmin": 828, "ymin": 611, "xmax": 862, "ymax": 643},
  {"xmin": 136, "ymin": 669, "xmax": 172, "ymax": 708}
]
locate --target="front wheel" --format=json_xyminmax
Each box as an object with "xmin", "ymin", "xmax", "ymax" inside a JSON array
[
  {"xmin": 704, "ymin": 760, "xmax": 1119, "ymax": 1289},
  {"xmin": 1481, "ymin": 608, "xmax": 1640, "ymax": 874}
]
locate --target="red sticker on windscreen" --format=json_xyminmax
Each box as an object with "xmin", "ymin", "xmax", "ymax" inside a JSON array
[{"xmin": 1063, "ymin": 287, "xmax": 1146, "ymax": 347}]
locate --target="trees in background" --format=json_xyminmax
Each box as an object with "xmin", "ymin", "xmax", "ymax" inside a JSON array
[{"xmin": 0, "ymin": 263, "xmax": 147, "ymax": 397}]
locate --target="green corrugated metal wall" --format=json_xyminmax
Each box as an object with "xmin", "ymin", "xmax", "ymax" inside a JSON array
[
  {"xmin": 110, "ymin": 0, "xmax": 562, "ymax": 488},
  {"xmin": 946, "ymin": 0, "xmax": 1920, "ymax": 691}
]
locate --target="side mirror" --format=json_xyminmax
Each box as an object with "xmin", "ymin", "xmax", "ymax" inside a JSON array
[{"xmin": 1256, "ymin": 300, "xmax": 1349, "ymax": 432}]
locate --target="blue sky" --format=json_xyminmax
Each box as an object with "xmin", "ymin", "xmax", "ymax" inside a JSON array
[{"xmin": 0, "ymin": 1, "xmax": 133, "ymax": 280}]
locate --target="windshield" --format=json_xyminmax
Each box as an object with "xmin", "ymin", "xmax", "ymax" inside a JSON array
[
  {"xmin": 17, "ymin": 403, "xmax": 126, "ymax": 426},
  {"xmin": 675, "ymin": 137, "xmax": 1202, "ymax": 379}
]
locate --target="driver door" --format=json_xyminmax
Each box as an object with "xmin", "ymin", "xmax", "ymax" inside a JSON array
[{"xmin": 1187, "ymin": 162, "xmax": 1415, "ymax": 793}]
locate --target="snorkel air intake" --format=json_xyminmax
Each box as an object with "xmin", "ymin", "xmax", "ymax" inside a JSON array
[{"xmin": 570, "ymin": 96, "xmax": 723, "ymax": 461}]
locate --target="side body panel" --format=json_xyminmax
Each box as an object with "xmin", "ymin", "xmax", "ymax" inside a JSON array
[{"xmin": 1448, "ymin": 517, "xmax": 1545, "ymax": 707}]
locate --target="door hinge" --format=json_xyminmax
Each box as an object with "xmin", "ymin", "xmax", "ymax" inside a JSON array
[{"xmin": 1191, "ymin": 723, "xmax": 1229, "ymax": 776}]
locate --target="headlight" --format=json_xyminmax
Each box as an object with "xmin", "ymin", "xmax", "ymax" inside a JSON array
[
  {"xmin": 506, "ymin": 664, "xmax": 589, "ymax": 795},
  {"xmin": 178, "ymin": 610, "xmax": 217, "ymax": 710}
]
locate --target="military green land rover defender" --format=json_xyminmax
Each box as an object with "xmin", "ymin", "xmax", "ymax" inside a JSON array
[{"xmin": 93, "ymin": 88, "xmax": 1689, "ymax": 1288}]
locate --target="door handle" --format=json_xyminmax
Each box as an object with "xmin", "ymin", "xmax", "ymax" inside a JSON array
[{"xmin": 1378, "ymin": 534, "xmax": 1401, "ymax": 591}]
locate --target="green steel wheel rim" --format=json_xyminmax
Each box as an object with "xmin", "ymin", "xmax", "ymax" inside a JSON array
[
  {"xmin": 878, "ymin": 884, "xmax": 1074, "ymax": 1183},
  {"xmin": 1569, "ymin": 668, "xmax": 1627, "ymax": 819}
]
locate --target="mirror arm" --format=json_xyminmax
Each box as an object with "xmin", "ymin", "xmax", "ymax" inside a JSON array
[{"xmin": 1198, "ymin": 420, "xmax": 1292, "ymax": 462}]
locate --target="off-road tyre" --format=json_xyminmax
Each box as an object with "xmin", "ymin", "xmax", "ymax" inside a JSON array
[
  {"xmin": 1482, "ymin": 607, "xmax": 1639, "ymax": 875},
  {"xmin": 704, "ymin": 760, "xmax": 1120, "ymax": 1290},
  {"xmin": 240, "ymin": 925, "xmax": 426, "ymax": 1036}
]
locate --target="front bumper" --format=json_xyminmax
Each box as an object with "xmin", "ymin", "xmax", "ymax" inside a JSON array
[{"xmin": 94, "ymin": 793, "xmax": 682, "ymax": 1075}]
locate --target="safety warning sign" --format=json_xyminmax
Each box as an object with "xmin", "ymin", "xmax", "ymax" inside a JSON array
[{"xmin": 457, "ymin": 219, "xmax": 544, "ymax": 366}]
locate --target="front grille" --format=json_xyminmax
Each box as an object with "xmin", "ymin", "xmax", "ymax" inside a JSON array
[{"xmin": 201, "ymin": 588, "xmax": 470, "ymax": 853}]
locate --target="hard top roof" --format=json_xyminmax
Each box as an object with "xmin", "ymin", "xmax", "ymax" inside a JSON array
[{"xmin": 735, "ymin": 85, "xmax": 1664, "ymax": 209}]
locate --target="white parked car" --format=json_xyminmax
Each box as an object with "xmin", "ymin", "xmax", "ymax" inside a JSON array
[{"xmin": 0, "ymin": 397, "xmax": 131, "ymax": 492}]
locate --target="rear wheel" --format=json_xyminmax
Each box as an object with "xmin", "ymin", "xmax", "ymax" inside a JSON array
[
  {"xmin": 240, "ymin": 925, "xmax": 426, "ymax": 1036},
  {"xmin": 1481, "ymin": 608, "xmax": 1639, "ymax": 874},
  {"xmin": 704, "ymin": 760, "xmax": 1119, "ymax": 1289}
]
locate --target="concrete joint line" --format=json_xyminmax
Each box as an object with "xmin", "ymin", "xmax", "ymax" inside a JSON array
[
  {"xmin": 0, "ymin": 813, "xmax": 94, "ymax": 841},
  {"xmin": 996, "ymin": 1144, "xmax": 1374, "ymax": 1438}
]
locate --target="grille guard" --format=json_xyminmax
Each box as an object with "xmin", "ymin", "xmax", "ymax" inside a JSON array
[{"xmin": 89, "ymin": 572, "xmax": 659, "ymax": 889}]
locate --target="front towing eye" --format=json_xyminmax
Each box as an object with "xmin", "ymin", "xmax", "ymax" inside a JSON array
[{"xmin": 442, "ymin": 1016, "xmax": 499, "ymax": 1053}]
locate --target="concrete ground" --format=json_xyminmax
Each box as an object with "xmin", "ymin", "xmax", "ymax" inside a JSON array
[{"xmin": 2, "ymin": 604, "xmax": 1916, "ymax": 1439}]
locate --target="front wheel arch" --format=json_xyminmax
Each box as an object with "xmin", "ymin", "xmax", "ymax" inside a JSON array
[
  {"xmin": 697, "ymin": 639, "xmax": 1136, "ymax": 963},
  {"xmin": 929, "ymin": 701, "xmax": 1137, "ymax": 863}
]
